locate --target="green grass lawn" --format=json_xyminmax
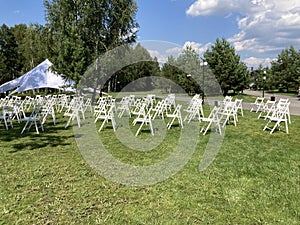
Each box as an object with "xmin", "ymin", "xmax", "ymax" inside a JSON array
[
  {"xmin": 1, "ymin": 103, "xmax": 300, "ymax": 224},
  {"xmin": 265, "ymin": 89, "xmax": 299, "ymax": 97}
]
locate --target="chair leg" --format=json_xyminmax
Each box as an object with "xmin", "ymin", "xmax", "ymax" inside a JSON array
[
  {"xmin": 21, "ymin": 120, "xmax": 29, "ymax": 134},
  {"xmin": 135, "ymin": 121, "xmax": 145, "ymax": 136},
  {"xmin": 203, "ymin": 121, "xmax": 212, "ymax": 135},
  {"xmin": 263, "ymin": 120, "xmax": 270, "ymax": 131},
  {"xmin": 98, "ymin": 118, "xmax": 107, "ymax": 132},
  {"xmin": 77, "ymin": 115, "xmax": 81, "ymax": 127},
  {"xmin": 34, "ymin": 120, "xmax": 39, "ymax": 134},
  {"xmin": 65, "ymin": 116, "xmax": 72, "ymax": 128},
  {"xmin": 270, "ymin": 121, "xmax": 280, "ymax": 134},
  {"xmin": 167, "ymin": 117, "xmax": 176, "ymax": 129},
  {"xmin": 179, "ymin": 116, "xmax": 183, "ymax": 128},
  {"xmin": 111, "ymin": 118, "xmax": 116, "ymax": 132},
  {"xmin": 285, "ymin": 121, "xmax": 289, "ymax": 134},
  {"xmin": 4, "ymin": 118, "xmax": 8, "ymax": 130},
  {"xmin": 52, "ymin": 111, "xmax": 56, "ymax": 125},
  {"xmin": 149, "ymin": 120, "xmax": 154, "ymax": 135}
]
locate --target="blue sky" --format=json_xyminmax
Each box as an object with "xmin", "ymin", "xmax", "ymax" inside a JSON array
[{"xmin": 1, "ymin": 0, "xmax": 300, "ymax": 68}]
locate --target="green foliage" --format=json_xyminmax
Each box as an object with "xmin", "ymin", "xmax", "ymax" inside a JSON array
[
  {"xmin": 161, "ymin": 56, "xmax": 186, "ymax": 93},
  {"xmin": 79, "ymin": 43, "xmax": 160, "ymax": 96},
  {"xmin": 11, "ymin": 23, "xmax": 50, "ymax": 73},
  {"xmin": 161, "ymin": 46, "xmax": 202, "ymax": 94},
  {"xmin": 44, "ymin": 0, "xmax": 139, "ymax": 84},
  {"xmin": 271, "ymin": 46, "xmax": 300, "ymax": 92},
  {"xmin": 204, "ymin": 38, "xmax": 250, "ymax": 95},
  {"xmin": 0, "ymin": 24, "xmax": 23, "ymax": 84}
]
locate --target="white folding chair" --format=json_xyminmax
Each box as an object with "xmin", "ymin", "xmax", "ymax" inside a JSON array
[
  {"xmin": 200, "ymin": 106, "xmax": 222, "ymax": 135},
  {"xmin": 223, "ymin": 96, "xmax": 233, "ymax": 104},
  {"xmin": 219, "ymin": 100, "xmax": 238, "ymax": 127},
  {"xmin": 83, "ymin": 98, "xmax": 93, "ymax": 114},
  {"xmin": 41, "ymin": 99, "xmax": 56, "ymax": 125},
  {"xmin": 94, "ymin": 97, "xmax": 107, "ymax": 117},
  {"xmin": 57, "ymin": 94, "xmax": 70, "ymax": 113},
  {"xmin": 257, "ymin": 99, "xmax": 276, "ymax": 119},
  {"xmin": 184, "ymin": 98, "xmax": 203, "ymax": 123},
  {"xmin": 131, "ymin": 102, "xmax": 147, "ymax": 122},
  {"xmin": 21, "ymin": 105, "xmax": 44, "ymax": 134},
  {"xmin": 151, "ymin": 100, "xmax": 165, "ymax": 120},
  {"xmin": 166, "ymin": 104, "xmax": 183, "ymax": 129},
  {"xmin": 9, "ymin": 102, "xmax": 24, "ymax": 123},
  {"xmin": 263, "ymin": 101, "xmax": 290, "ymax": 134},
  {"xmin": 164, "ymin": 94, "xmax": 176, "ymax": 111},
  {"xmin": 133, "ymin": 106, "xmax": 154, "ymax": 136},
  {"xmin": 97, "ymin": 103, "xmax": 117, "ymax": 132},
  {"xmin": 277, "ymin": 98, "xmax": 291, "ymax": 124},
  {"xmin": 64, "ymin": 98, "xmax": 84, "ymax": 128},
  {"xmin": 234, "ymin": 99, "xmax": 243, "ymax": 117},
  {"xmin": 21, "ymin": 96, "xmax": 34, "ymax": 111},
  {"xmin": 0, "ymin": 106, "xmax": 13, "ymax": 130},
  {"xmin": 250, "ymin": 97, "xmax": 265, "ymax": 113},
  {"xmin": 117, "ymin": 96, "xmax": 131, "ymax": 118}
]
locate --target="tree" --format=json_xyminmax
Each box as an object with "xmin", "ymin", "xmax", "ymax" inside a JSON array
[
  {"xmin": 160, "ymin": 46, "xmax": 203, "ymax": 94},
  {"xmin": 44, "ymin": 0, "xmax": 139, "ymax": 84},
  {"xmin": 271, "ymin": 46, "xmax": 300, "ymax": 92},
  {"xmin": 109, "ymin": 43, "xmax": 160, "ymax": 92},
  {"xmin": 10, "ymin": 24, "xmax": 27, "ymax": 73},
  {"xmin": 0, "ymin": 24, "xmax": 22, "ymax": 85},
  {"xmin": 11, "ymin": 23, "xmax": 50, "ymax": 73},
  {"xmin": 204, "ymin": 38, "xmax": 249, "ymax": 95},
  {"xmin": 175, "ymin": 46, "xmax": 201, "ymax": 94},
  {"xmin": 161, "ymin": 56, "xmax": 186, "ymax": 93}
]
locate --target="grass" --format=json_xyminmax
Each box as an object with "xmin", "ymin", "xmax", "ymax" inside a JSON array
[
  {"xmin": 0, "ymin": 100, "xmax": 300, "ymax": 224},
  {"xmin": 265, "ymin": 89, "xmax": 299, "ymax": 97}
]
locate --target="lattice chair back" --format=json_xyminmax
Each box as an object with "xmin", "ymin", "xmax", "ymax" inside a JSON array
[{"xmin": 277, "ymin": 98, "xmax": 291, "ymax": 124}]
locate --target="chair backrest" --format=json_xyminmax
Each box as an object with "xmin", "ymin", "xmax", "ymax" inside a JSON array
[
  {"xmin": 223, "ymin": 96, "xmax": 233, "ymax": 104},
  {"xmin": 234, "ymin": 98, "xmax": 242, "ymax": 107},
  {"xmin": 170, "ymin": 104, "xmax": 182, "ymax": 117},
  {"xmin": 28, "ymin": 104, "xmax": 43, "ymax": 119},
  {"xmin": 207, "ymin": 106, "xmax": 220, "ymax": 119}
]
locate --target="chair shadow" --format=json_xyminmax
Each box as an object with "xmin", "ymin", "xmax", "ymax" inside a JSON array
[{"xmin": 0, "ymin": 119, "xmax": 74, "ymax": 153}]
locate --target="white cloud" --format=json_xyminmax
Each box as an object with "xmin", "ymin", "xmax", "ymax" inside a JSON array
[
  {"xmin": 147, "ymin": 49, "xmax": 169, "ymax": 63},
  {"xmin": 165, "ymin": 47, "xmax": 182, "ymax": 55},
  {"xmin": 183, "ymin": 41, "xmax": 211, "ymax": 56},
  {"xmin": 243, "ymin": 56, "xmax": 274, "ymax": 68},
  {"xmin": 186, "ymin": 0, "xmax": 300, "ymax": 67},
  {"xmin": 143, "ymin": 41, "xmax": 211, "ymax": 64}
]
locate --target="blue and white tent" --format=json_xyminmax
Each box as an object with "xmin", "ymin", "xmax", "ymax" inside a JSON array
[{"xmin": 0, "ymin": 59, "xmax": 74, "ymax": 94}]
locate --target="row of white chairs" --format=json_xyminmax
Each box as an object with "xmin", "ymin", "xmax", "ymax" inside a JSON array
[
  {"xmin": 4, "ymin": 93, "xmax": 291, "ymax": 136},
  {"xmin": 92, "ymin": 94, "xmax": 183, "ymax": 136},
  {"xmin": 0, "ymin": 98, "xmax": 56, "ymax": 134},
  {"xmin": 251, "ymin": 97, "xmax": 291, "ymax": 134},
  {"xmin": 0, "ymin": 94, "xmax": 86, "ymax": 134},
  {"xmin": 199, "ymin": 96, "xmax": 244, "ymax": 135},
  {"xmin": 94, "ymin": 94, "xmax": 244, "ymax": 136}
]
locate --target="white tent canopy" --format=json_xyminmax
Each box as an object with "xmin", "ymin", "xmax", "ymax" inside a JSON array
[{"xmin": 0, "ymin": 59, "xmax": 74, "ymax": 94}]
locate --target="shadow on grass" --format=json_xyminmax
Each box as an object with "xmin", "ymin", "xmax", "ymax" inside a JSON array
[{"xmin": 0, "ymin": 119, "xmax": 74, "ymax": 153}]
